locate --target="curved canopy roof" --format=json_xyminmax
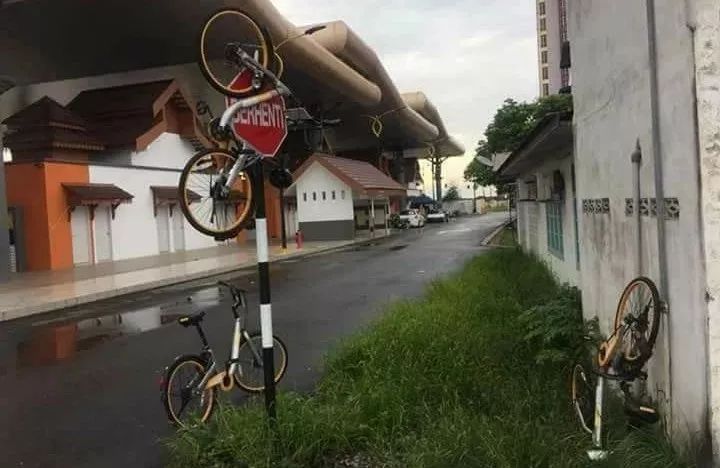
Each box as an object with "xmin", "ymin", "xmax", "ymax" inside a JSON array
[{"xmin": 0, "ymin": 0, "xmax": 464, "ymax": 158}]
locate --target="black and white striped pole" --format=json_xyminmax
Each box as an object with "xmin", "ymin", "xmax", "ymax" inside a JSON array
[{"xmin": 252, "ymin": 161, "xmax": 277, "ymax": 420}]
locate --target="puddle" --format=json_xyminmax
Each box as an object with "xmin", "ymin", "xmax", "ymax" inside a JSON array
[
  {"xmin": 10, "ymin": 286, "xmax": 222, "ymax": 370},
  {"xmin": 389, "ymin": 244, "xmax": 408, "ymax": 251}
]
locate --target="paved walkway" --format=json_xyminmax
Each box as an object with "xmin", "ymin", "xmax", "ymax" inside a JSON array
[{"xmin": 0, "ymin": 233, "xmax": 388, "ymax": 321}]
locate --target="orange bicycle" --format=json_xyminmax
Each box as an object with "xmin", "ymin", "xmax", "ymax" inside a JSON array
[{"xmin": 571, "ymin": 277, "xmax": 661, "ymax": 460}]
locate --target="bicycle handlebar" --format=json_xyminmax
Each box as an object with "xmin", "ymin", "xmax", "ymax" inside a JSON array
[{"xmin": 218, "ymin": 281, "xmax": 247, "ymax": 310}]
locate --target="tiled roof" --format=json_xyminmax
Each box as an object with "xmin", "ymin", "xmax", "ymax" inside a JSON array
[
  {"xmin": 293, "ymin": 154, "xmax": 405, "ymax": 196},
  {"xmin": 2, "ymin": 97, "xmax": 104, "ymax": 151},
  {"xmin": 68, "ymin": 80, "xmax": 174, "ymax": 118},
  {"xmin": 68, "ymin": 80, "xmax": 175, "ymax": 150},
  {"xmin": 3, "ymin": 96, "xmax": 88, "ymax": 129}
]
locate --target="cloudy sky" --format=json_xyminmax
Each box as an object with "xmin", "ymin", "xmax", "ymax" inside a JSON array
[{"xmin": 274, "ymin": 0, "xmax": 539, "ymax": 198}]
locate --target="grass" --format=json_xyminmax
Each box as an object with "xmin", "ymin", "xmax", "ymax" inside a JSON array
[
  {"xmin": 166, "ymin": 249, "xmax": 694, "ymax": 468},
  {"xmin": 490, "ymin": 225, "xmax": 517, "ymax": 247}
]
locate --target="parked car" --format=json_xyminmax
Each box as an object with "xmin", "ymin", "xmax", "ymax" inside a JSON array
[
  {"xmin": 398, "ymin": 209, "xmax": 425, "ymax": 228},
  {"xmin": 426, "ymin": 209, "xmax": 449, "ymax": 223}
]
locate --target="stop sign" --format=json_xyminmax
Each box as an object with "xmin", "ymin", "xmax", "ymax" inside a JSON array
[{"xmin": 225, "ymin": 71, "xmax": 288, "ymax": 157}]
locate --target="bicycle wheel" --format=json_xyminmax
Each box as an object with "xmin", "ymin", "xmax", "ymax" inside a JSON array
[
  {"xmin": 234, "ymin": 334, "xmax": 288, "ymax": 393},
  {"xmin": 571, "ymin": 363, "xmax": 595, "ymax": 434},
  {"xmin": 198, "ymin": 9, "xmax": 272, "ymax": 98},
  {"xmin": 613, "ymin": 277, "xmax": 661, "ymax": 366},
  {"xmin": 178, "ymin": 149, "xmax": 255, "ymax": 239},
  {"xmin": 162, "ymin": 354, "xmax": 216, "ymax": 427}
]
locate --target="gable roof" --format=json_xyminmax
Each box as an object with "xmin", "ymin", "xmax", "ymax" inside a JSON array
[
  {"xmin": 4, "ymin": 96, "xmax": 88, "ymax": 129},
  {"xmin": 2, "ymin": 96, "xmax": 104, "ymax": 152},
  {"xmin": 68, "ymin": 79, "xmax": 205, "ymax": 150},
  {"xmin": 292, "ymin": 154, "xmax": 405, "ymax": 196}
]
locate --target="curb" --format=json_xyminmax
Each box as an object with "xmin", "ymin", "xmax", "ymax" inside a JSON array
[
  {"xmin": 480, "ymin": 217, "xmax": 517, "ymax": 246},
  {"xmin": 1, "ymin": 233, "xmax": 399, "ymax": 322}
]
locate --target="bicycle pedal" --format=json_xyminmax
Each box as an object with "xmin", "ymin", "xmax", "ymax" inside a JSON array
[{"xmin": 625, "ymin": 405, "xmax": 659, "ymax": 424}]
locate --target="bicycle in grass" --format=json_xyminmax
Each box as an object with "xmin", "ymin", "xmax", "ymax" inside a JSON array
[{"xmin": 571, "ymin": 277, "xmax": 662, "ymax": 460}]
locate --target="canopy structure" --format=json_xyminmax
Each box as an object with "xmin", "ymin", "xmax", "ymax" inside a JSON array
[{"xmin": 0, "ymin": 0, "xmax": 464, "ymax": 158}]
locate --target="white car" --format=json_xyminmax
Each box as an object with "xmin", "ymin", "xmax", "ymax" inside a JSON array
[
  {"xmin": 426, "ymin": 209, "xmax": 449, "ymax": 223},
  {"xmin": 398, "ymin": 209, "xmax": 425, "ymax": 228}
]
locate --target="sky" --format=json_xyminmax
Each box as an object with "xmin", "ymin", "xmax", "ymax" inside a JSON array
[{"xmin": 274, "ymin": 0, "xmax": 539, "ymax": 199}]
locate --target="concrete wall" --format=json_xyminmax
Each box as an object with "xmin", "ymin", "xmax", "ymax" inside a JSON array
[
  {"xmin": 692, "ymin": 0, "xmax": 720, "ymax": 458},
  {"xmin": 299, "ymin": 220, "xmax": 354, "ymax": 241},
  {"xmin": 296, "ymin": 163, "xmax": 353, "ymax": 223},
  {"xmin": 87, "ymin": 131, "xmax": 219, "ymax": 261},
  {"xmin": 516, "ymin": 156, "xmax": 579, "ymax": 286},
  {"xmin": 570, "ymin": 0, "xmax": 707, "ymax": 445}
]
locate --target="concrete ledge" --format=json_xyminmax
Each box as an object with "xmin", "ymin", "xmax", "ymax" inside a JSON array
[
  {"xmin": 0, "ymin": 234, "xmax": 393, "ymax": 322},
  {"xmin": 480, "ymin": 217, "xmax": 517, "ymax": 246}
]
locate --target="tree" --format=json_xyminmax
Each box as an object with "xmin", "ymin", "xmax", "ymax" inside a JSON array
[
  {"xmin": 442, "ymin": 185, "xmax": 460, "ymax": 201},
  {"xmin": 464, "ymin": 140, "xmax": 499, "ymax": 187},
  {"xmin": 465, "ymin": 93, "xmax": 574, "ymax": 194}
]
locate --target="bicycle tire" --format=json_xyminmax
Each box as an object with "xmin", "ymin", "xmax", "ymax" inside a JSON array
[
  {"xmin": 571, "ymin": 363, "xmax": 595, "ymax": 434},
  {"xmin": 178, "ymin": 148, "xmax": 256, "ymax": 239},
  {"xmin": 198, "ymin": 9, "xmax": 274, "ymax": 98},
  {"xmin": 161, "ymin": 354, "xmax": 216, "ymax": 427},
  {"xmin": 613, "ymin": 276, "xmax": 661, "ymax": 366},
  {"xmin": 233, "ymin": 334, "xmax": 288, "ymax": 393}
]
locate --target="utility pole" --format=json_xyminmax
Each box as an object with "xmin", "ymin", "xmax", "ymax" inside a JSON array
[{"xmin": 428, "ymin": 154, "xmax": 448, "ymax": 202}]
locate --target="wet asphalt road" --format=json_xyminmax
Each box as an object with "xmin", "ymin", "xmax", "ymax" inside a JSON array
[{"xmin": 0, "ymin": 213, "xmax": 507, "ymax": 468}]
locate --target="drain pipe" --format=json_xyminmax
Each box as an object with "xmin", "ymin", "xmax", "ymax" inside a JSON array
[
  {"xmin": 632, "ymin": 141, "xmax": 643, "ymax": 276},
  {"xmin": 646, "ymin": 0, "xmax": 673, "ymax": 428}
]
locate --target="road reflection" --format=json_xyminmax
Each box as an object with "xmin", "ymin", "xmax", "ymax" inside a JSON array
[{"xmin": 13, "ymin": 286, "xmax": 221, "ymax": 370}]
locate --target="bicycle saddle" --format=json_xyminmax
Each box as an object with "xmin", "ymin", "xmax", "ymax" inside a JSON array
[{"xmin": 178, "ymin": 311, "xmax": 206, "ymax": 327}]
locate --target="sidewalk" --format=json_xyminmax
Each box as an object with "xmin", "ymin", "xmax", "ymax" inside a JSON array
[{"xmin": 0, "ymin": 233, "xmax": 390, "ymax": 322}]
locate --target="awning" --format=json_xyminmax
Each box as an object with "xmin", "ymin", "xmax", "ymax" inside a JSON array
[
  {"xmin": 152, "ymin": 186, "xmax": 199, "ymax": 203},
  {"xmin": 151, "ymin": 185, "xmax": 200, "ymax": 216},
  {"xmin": 497, "ymin": 112, "xmax": 573, "ymax": 178},
  {"xmin": 63, "ymin": 183, "xmax": 133, "ymax": 206}
]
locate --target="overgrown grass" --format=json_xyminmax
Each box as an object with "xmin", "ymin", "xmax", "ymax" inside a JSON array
[
  {"xmin": 166, "ymin": 250, "xmax": 693, "ymax": 468},
  {"xmin": 490, "ymin": 226, "xmax": 517, "ymax": 247}
]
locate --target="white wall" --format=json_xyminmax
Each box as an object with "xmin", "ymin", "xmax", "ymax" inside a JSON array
[
  {"xmin": 692, "ymin": 0, "xmax": 720, "ymax": 458},
  {"xmin": 516, "ymin": 156, "xmax": 579, "ymax": 286},
  {"xmin": 88, "ymin": 136, "xmax": 218, "ymax": 261},
  {"xmin": 130, "ymin": 133, "xmax": 192, "ymax": 170},
  {"xmin": 570, "ymin": 0, "xmax": 707, "ymax": 444},
  {"xmin": 296, "ymin": 163, "xmax": 353, "ymax": 223}
]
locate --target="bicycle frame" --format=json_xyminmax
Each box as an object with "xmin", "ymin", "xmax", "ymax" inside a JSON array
[
  {"xmin": 185, "ymin": 286, "xmax": 265, "ymax": 394},
  {"xmin": 213, "ymin": 49, "xmax": 292, "ymax": 192}
]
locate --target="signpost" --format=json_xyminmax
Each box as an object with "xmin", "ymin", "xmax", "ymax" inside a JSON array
[{"xmin": 228, "ymin": 71, "xmax": 288, "ymax": 420}]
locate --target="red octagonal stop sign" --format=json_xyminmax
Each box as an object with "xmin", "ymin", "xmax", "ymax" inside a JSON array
[{"xmin": 225, "ymin": 71, "xmax": 288, "ymax": 157}]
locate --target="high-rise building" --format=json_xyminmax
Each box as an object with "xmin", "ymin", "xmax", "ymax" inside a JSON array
[{"xmin": 536, "ymin": 0, "xmax": 570, "ymax": 97}]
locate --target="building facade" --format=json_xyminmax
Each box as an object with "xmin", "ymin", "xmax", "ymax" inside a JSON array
[
  {"xmin": 536, "ymin": 0, "xmax": 569, "ymax": 97},
  {"xmin": 500, "ymin": 113, "xmax": 579, "ymax": 286},
  {"xmin": 567, "ymin": 0, "xmax": 720, "ymax": 460}
]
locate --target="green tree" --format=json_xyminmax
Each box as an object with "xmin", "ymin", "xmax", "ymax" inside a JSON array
[
  {"xmin": 465, "ymin": 93, "xmax": 574, "ymax": 193},
  {"xmin": 442, "ymin": 185, "xmax": 460, "ymax": 201},
  {"xmin": 464, "ymin": 140, "xmax": 498, "ymax": 187}
]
